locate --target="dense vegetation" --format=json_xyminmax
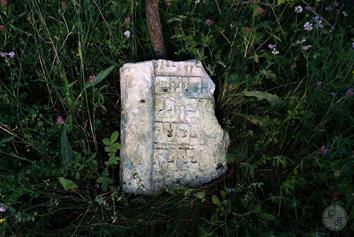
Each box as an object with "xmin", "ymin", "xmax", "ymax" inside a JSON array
[{"xmin": 1, "ymin": 0, "xmax": 353, "ymax": 236}]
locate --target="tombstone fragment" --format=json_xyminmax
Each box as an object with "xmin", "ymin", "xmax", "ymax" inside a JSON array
[{"xmin": 120, "ymin": 60, "xmax": 229, "ymax": 194}]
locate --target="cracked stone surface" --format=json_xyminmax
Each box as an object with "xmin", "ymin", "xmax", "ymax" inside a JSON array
[{"xmin": 120, "ymin": 60, "xmax": 229, "ymax": 194}]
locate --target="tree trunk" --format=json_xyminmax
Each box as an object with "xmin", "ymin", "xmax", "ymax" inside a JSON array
[{"xmin": 146, "ymin": 0, "xmax": 167, "ymax": 58}]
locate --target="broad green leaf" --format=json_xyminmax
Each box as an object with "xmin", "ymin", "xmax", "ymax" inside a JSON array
[
  {"xmin": 212, "ymin": 195, "xmax": 222, "ymax": 207},
  {"xmin": 58, "ymin": 177, "xmax": 78, "ymax": 191},
  {"xmin": 110, "ymin": 131, "xmax": 119, "ymax": 143},
  {"xmin": 97, "ymin": 175, "xmax": 114, "ymax": 191},
  {"xmin": 110, "ymin": 143, "xmax": 121, "ymax": 151},
  {"xmin": 257, "ymin": 213, "xmax": 276, "ymax": 221},
  {"xmin": 242, "ymin": 90, "xmax": 282, "ymax": 108},
  {"xmin": 84, "ymin": 65, "xmax": 115, "ymax": 89},
  {"xmin": 60, "ymin": 124, "xmax": 74, "ymax": 166},
  {"xmin": 107, "ymin": 156, "xmax": 119, "ymax": 166},
  {"xmin": 253, "ymin": 204, "xmax": 261, "ymax": 214},
  {"xmin": 102, "ymin": 138, "xmax": 111, "ymax": 146}
]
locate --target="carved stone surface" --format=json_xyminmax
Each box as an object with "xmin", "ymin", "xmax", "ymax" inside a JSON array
[{"xmin": 120, "ymin": 60, "xmax": 229, "ymax": 194}]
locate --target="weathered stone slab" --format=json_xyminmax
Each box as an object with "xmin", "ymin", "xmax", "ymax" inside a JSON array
[{"xmin": 120, "ymin": 60, "xmax": 229, "ymax": 194}]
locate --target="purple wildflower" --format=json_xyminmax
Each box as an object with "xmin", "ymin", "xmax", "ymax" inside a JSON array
[
  {"xmin": 0, "ymin": 51, "xmax": 15, "ymax": 58},
  {"xmin": 89, "ymin": 74, "xmax": 96, "ymax": 82},
  {"xmin": 256, "ymin": 7, "xmax": 265, "ymax": 15},
  {"xmin": 294, "ymin": 5, "xmax": 303, "ymax": 13},
  {"xmin": 0, "ymin": 0, "xmax": 7, "ymax": 8},
  {"xmin": 267, "ymin": 44, "xmax": 279, "ymax": 55},
  {"xmin": 8, "ymin": 51, "xmax": 15, "ymax": 58},
  {"xmin": 205, "ymin": 19, "xmax": 214, "ymax": 26},
  {"xmin": 124, "ymin": 16, "xmax": 131, "ymax": 25},
  {"xmin": 304, "ymin": 22, "xmax": 313, "ymax": 31},
  {"xmin": 346, "ymin": 88, "xmax": 354, "ymax": 97},
  {"xmin": 0, "ymin": 204, "xmax": 6, "ymax": 213},
  {"xmin": 319, "ymin": 145, "xmax": 328, "ymax": 156},
  {"xmin": 268, "ymin": 44, "xmax": 276, "ymax": 50},
  {"xmin": 56, "ymin": 115, "xmax": 65, "ymax": 125}
]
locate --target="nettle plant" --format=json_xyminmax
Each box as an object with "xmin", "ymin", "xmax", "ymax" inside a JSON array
[
  {"xmin": 98, "ymin": 131, "xmax": 121, "ymax": 191},
  {"xmin": 102, "ymin": 131, "xmax": 121, "ymax": 167}
]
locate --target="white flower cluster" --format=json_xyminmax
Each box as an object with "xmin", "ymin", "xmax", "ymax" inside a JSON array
[
  {"xmin": 268, "ymin": 44, "xmax": 279, "ymax": 55},
  {"xmin": 0, "ymin": 51, "xmax": 15, "ymax": 58}
]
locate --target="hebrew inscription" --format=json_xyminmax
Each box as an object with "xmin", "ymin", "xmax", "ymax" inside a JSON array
[{"xmin": 120, "ymin": 60, "xmax": 229, "ymax": 194}]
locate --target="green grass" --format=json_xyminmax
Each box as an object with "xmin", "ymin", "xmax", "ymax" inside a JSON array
[{"xmin": 1, "ymin": 0, "xmax": 354, "ymax": 236}]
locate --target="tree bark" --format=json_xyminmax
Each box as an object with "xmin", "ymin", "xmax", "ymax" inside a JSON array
[{"xmin": 146, "ymin": 0, "xmax": 167, "ymax": 58}]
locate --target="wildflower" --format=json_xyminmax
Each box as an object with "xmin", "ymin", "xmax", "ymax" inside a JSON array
[
  {"xmin": 0, "ymin": 204, "xmax": 6, "ymax": 213},
  {"xmin": 256, "ymin": 7, "xmax": 265, "ymax": 15},
  {"xmin": 0, "ymin": 218, "xmax": 5, "ymax": 224},
  {"xmin": 8, "ymin": 51, "xmax": 15, "ymax": 58},
  {"xmin": 271, "ymin": 49, "xmax": 279, "ymax": 55},
  {"xmin": 294, "ymin": 5, "xmax": 303, "ymax": 13},
  {"xmin": 302, "ymin": 45, "xmax": 312, "ymax": 51},
  {"xmin": 268, "ymin": 44, "xmax": 279, "ymax": 55},
  {"xmin": 304, "ymin": 22, "xmax": 313, "ymax": 31},
  {"xmin": 313, "ymin": 16, "xmax": 323, "ymax": 29},
  {"xmin": 268, "ymin": 44, "xmax": 276, "ymax": 50},
  {"xmin": 334, "ymin": 170, "xmax": 341, "ymax": 177},
  {"xmin": 89, "ymin": 74, "xmax": 96, "ymax": 82},
  {"xmin": 0, "ymin": 51, "xmax": 15, "ymax": 58},
  {"xmin": 123, "ymin": 30, "xmax": 131, "ymax": 38},
  {"xmin": 124, "ymin": 16, "xmax": 131, "ymax": 25},
  {"xmin": 244, "ymin": 27, "xmax": 252, "ymax": 33},
  {"xmin": 0, "ymin": 0, "xmax": 7, "ymax": 8},
  {"xmin": 319, "ymin": 145, "xmax": 328, "ymax": 156},
  {"xmin": 205, "ymin": 19, "xmax": 214, "ymax": 26},
  {"xmin": 346, "ymin": 88, "xmax": 354, "ymax": 97},
  {"xmin": 296, "ymin": 38, "xmax": 306, "ymax": 45},
  {"xmin": 316, "ymin": 80, "xmax": 323, "ymax": 89},
  {"xmin": 56, "ymin": 115, "xmax": 65, "ymax": 125}
]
